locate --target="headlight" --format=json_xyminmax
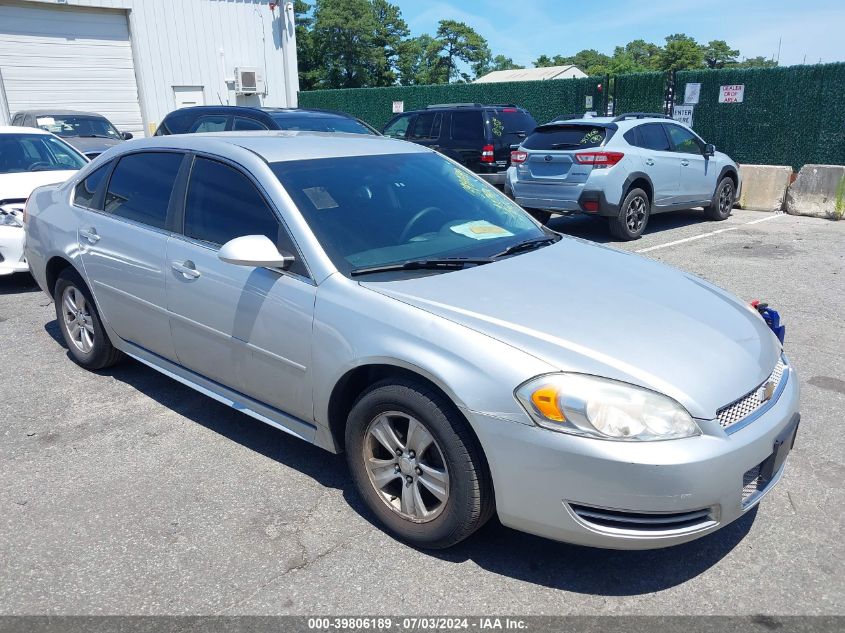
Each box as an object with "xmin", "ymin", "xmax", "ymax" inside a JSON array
[
  {"xmin": 0, "ymin": 212, "xmax": 23, "ymax": 228},
  {"xmin": 515, "ymin": 373, "xmax": 700, "ymax": 441}
]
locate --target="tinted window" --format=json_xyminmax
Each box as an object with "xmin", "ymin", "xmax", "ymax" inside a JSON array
[
  {"xmin": 450, "ymin": 111, "xmax": 484, "ymax": 143},
  {"xmin": 0, "ymin": 134, "xmax": 87, "ymax": 174},
  {"xmin": 410, "ymin": 112, "xmax": 442, "ymax": 140},
  {"xmin": 233, "ymin": 116, "xmax": 269, "ymax": 131},
  {"xmin": 270, "ymin": 113, "xmax": 374, "ymax": 135},
  {"xmin": 523, "ymin": 124, "xmax": 607, "ymax": 150},
  {"xmin": 103, "ymin": 152, "xmax": 182, "ymax": 229},
  {"xmin": 636, "ymin": 123, "xmax": 671, "ymax": 151},
  {"xmin": 73, "ymin": 163, "xmax": 110, "ymax": 209},
  {"xmin": 34, "ymin": 114, "xmax": 121, "ymax": 140},
  {"xmin": 383, "ymin": 114, "xmax": 413, "ymax": 139},
  {"xmin": 665, "ymin": 124, "xmax": 704, "ymax": 154},
  {"xmin": 12, "ymin": 113, "xmax": 23, "ymax": 126},
  {"xmin": 158, "ymin": 111, "xmax": 195, "ymax": 135},
  {"xmin": 488, "ymin": 109, "xmax": 536, "ymax": 142},
  {"xmin": 189, "ymin": 115, "xmax": 228, "ymax": 133}
]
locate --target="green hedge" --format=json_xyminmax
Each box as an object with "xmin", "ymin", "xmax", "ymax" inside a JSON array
[
  {"xmin": 613, "ymin": 71, "xmax": 665, "ymax": 114},
  {"xmin": 676, "ymin": 64, "xmax": 845, "ymax": 170},
  {"xmin": 299, "ymin": 76, "xmax": 606, "ymax": 129}
]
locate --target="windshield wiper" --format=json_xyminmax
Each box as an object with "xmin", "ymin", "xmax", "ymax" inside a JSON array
[
  {"xmin": 493, "ymin": 236, "xmax": 559, "ymax": 259},
  {"xmin": 350, "ymin": 257, "xmax": 493, "ymax": 277}
]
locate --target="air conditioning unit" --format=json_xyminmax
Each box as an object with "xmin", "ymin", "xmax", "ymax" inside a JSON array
[{"xmin": 234, "ymin": 67, "xmax": 264, "ymax": 95}]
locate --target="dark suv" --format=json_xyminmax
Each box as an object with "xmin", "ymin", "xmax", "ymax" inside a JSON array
[
  {"xmin": 382, "ymin": 104, "xmax": 537, "ymax": 186},
  {"xmin": 155, "ymin": 106, "xmax": 378, "ymax": 136}
]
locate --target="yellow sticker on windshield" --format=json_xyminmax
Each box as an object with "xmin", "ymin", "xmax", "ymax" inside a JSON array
[{"xmin": 450, "ymin": 221, "xmax": 513, "ymax": 240}]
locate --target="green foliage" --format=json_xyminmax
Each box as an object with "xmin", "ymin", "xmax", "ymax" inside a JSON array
[
  {"xmin": 659, "ymin": 34, "xmax": 705, "ymax": 72},
  {"xmin": 734, "ymin": 56, "xmax": 778, "ymax": 68},
  {"xmin": 312, "ymin": 0, "xmax": 379, "ymax": 88},
  {"xmin": 299, "ymin": 76, "xmax": 606, "ymax": 129},
  {"xmin": 431, "ymin": 20, "xmax": 492, "ymax": 83},
  {"xmin": 702, "ymin": 40, "xmax": 739, "ymax": 69},
  {"xmin": 370, "ymin": 0, "xmax": 410, "ymax": 87}
]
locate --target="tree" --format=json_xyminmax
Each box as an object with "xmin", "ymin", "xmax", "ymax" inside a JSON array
[
  {"xmin": 735, "ymin": 56, "xmax": 778, "ymax": 68},
  {"xmin": 623, "ymin": 39, "xmax": 662, "ymax": 70},
  {"xmin": 397, "ymin": 34, "xmax": 439, "ymax": 85},
  {"xmin": 369, "ymin": 0, "xmax": 409, "ymax": 86},
  {"xmin": 293, "ymin": 0, "xmax": 322, "ymax": 90},
  {"xmin": 311, "ymin": 0, "xmax": 378, "ymax": 88},
  {"xmin": 428, "ymin": 20, "xmax": 491, "ymax": 83},
  {"xmin": 659, "ymin": 33, "xmax": 705, "ymax": 72},
  {"xmin": 490, "ymin": 55, "xmax": 524, "ymax": 71},
  {"xmin": 702, "ymin": 40, "xmax": 739, "ymax": 68}
]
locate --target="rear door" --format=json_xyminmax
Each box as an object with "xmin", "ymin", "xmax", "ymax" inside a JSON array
[
  {"xmin": 631, "ymin": 123, "xmax": 680, "ymax": 207},
  {"xmin": 76, "ymin": 150, "xmax": 185, "ymax": 361},
  {"xmin": 664, "ymin": 123, "xmax": 715, "ymax": 203},
  {"xmin": 406, "ymin": 111, "xmax": 443, "ymax": 151},
  {"xmin": 487, "ymin": 107, "xmax": 537, "ymax": 170}
]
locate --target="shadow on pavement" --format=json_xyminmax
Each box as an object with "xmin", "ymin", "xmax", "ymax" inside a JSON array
[
  {"xmin": 549, "ymin": 209, "xmax": 711, "ymax": 244},
  {"xmin": 0, "ymin": 272, "xmax": 39, "ymax": 295}
]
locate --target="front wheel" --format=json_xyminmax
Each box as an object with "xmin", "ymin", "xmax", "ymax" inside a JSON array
[
  {"xmin": 705, "ymin": 177, "xmax": 735, "ymax": 220},
  {"xmin": 609, "ymin": 188, "xmax": 650, "ymax": 240},
  {"xmin": 345, "ymin": 380, "xmax": 494, "ymax": 549}
]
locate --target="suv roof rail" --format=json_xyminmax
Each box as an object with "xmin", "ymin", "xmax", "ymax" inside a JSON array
[
  {"xmin": 425, "ymin": 103, "xmax": 483, "ymax": 109},
  {"xmin": 488, "ymin": 103, "xmax": 519, "ymax": 108},
  {"xmin": 611, "ymin": 112, "xmax": 671, "ymax": 122}
]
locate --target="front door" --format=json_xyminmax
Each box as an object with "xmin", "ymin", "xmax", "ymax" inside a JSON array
[
  {"xmin": 78, "ymin": 150, "xmax": 185, "ymax": 361},
  {"xmin": 166, "ymin": 155, "xmax": 316, "ymax": 422},
  {"xmin": 664, "ymin": 123, "xmax": 717, "ymax": 203}
]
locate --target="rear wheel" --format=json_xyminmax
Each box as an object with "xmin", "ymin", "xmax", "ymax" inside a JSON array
[
  {"xmin": 345, "ymin": 379, "xmax": 494, "ymax": 549},
  {"xmin": 54, "ymin": 268, "xmax": 122, "ymax": 370},
  {"xmin": 525, "ymin": 208, "xmax": 552, "ymax": 224},
  {"xmin": 609, "ymin": 188, "xmax": 650, "ymax": 240},
  {"xmin": 705, "ymin": 176, "xmax": 735, "ymax": 221}
]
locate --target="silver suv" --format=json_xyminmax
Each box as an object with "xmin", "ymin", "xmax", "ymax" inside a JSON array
[
  {"xmin": 25, "ymin": 132, "xmax": 797, "ymax": 550},
  {"xmin": 507, "ymin": 113, "xmax": 740, "ymax": 239}
]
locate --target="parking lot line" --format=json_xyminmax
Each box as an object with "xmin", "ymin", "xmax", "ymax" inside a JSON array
[{"xmin": 635, "ymin": 213, "xmax": 785, "ymax": 253}]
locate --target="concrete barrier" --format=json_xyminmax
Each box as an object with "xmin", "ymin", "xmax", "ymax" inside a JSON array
[
  {"xmin": 785, "ymin": 164, "xmax": 845, "ymax": 220},
  {"xmin": 737, "ymin": 164, "xmax": 793, "ymax": 212}
]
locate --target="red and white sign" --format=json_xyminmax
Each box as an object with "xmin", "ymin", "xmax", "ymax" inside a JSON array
[{"xmin": 719, "ymin": 84, "xmax": 745, "ymax": 103}]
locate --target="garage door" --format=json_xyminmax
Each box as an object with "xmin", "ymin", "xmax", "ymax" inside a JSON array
[{"xmin": 0, "ymin": 3, "xmax": 143, "ymax": 136}]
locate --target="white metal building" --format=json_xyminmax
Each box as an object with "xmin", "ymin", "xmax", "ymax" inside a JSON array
[
  {"xmin": 0, "ymin": 0, "xmax": 299, "ymax": 137},
  {"xmin": 474, "ymin": 65, "xmax": 587, "ymax": 84}
]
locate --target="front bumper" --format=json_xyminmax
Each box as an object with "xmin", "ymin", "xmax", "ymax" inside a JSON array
[
  {"xmin": 468, "ymin": 363, "xmax": 800, "ymax": 549},
  {"xmin": 0, "ymin": 225, "xmax": 28, "ymax": 275}
]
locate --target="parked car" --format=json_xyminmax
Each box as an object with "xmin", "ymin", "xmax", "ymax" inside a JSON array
[
  {"xmin": 12, "ymin": 110, "xmax": 132, "ymax": 159},
  {"xmin": 382, "ymin": 103, "xmax": 537, "ymax": 186},
  {"xmin": 0, "ymin": 127, "xmax": 87, "ymax": 276},
  {"xmin": 25, "ymin": 132, "xmax": 798, "ymax": 550},
  {"xmin": 154, "ymin": 106, "xmax": 378, "ymax": 136},
  {"xmin": 507, "ymin": 113, "xmax": 740, "ymax": 239}
]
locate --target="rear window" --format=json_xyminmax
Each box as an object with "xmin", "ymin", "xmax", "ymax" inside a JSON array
[
  {"xmin": 522, "ymin": 125, "xmax": 607, "ymax": 150},
  {"xmin": 488, "ymin": 109, "xmax": 536, "ymax": 140},
  {"xmin": 270, "ymin": 114, "xmax": 374, "ymax": 135},
  {"xmin": 450, "ymin": 111, "xmax": 484, "ymax": 143}
]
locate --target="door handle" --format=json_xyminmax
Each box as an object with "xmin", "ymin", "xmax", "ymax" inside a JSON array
[
  {"xmin": 645, "ymin": 159, "xmax": 655, "ymax": 166},
  {"xmin": 79, "ymin": 228, "xmax": 100, "ymax": 244},
  {"xmin": 681, "ymin": 159, "xmax": 690, "ymax": 167},
  {"xmin": 171, "ymin": 260, "xmax": 201, "ymax": 279}
]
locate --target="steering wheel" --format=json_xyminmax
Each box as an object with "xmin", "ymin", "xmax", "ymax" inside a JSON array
[
  {"xmin": 399, "ymin": 206, "xmax": 447, "ymax": 243},
  {"xmin": 28, "ymin": 162, "xmax": 51, "ymax": 172}
]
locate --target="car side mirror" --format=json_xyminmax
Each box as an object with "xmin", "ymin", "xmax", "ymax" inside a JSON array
[
  {"xmin": 218, "ymin": 235, "xmax": 294, "ymax": 269},
  {"xmin": 704, "ymin": 143, "xmax": 716, "ymax": 156},
  {"xmin": 122, "ymin": 132, "xmax": 134, "ymax": 140}
]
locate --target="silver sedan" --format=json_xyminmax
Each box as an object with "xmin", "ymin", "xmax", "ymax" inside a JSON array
[{"xmin": 24, "ymin": 131, "xmax": 800, "ymax": 549}]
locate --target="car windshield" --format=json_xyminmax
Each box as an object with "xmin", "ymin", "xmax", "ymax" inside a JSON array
[
  {"xmin": 270, "ymin": 114, "xmax": 375, "ymax": 135},
  {"xmin": 34, "ymin": 115, "xmax": 122, "ymax": 140},
  {"xmin": 0, "ymin": 134, "xmax": 88, "ymax": 174},
  {"xmin": 271, "ymin": 152, "xmax": 548, "ymax": 276}
]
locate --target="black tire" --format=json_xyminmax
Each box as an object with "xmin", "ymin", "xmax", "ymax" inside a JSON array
[
  {"xmin": 609, "ymin": 187, "xmax": 650, "ymax": 240},
  {"xmin": 345, "ymin": 379, "xmax": 494, "ymax": 549},
  {"xmin": 525, "ymin": 208, "xmax": 552, "ymax": 224},
  {"xmin": 705, "ymin": 176, "xmax": 735, "ymax": 221},
  {"xmin": 54, "ymin": 268, "xmax": 123, "ymax": 370}
]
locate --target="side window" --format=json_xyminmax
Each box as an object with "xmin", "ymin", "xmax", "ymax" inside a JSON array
[
  {"xmin": 450, "ymin": 111, "xmax": 484, "ymax": 143},
  {"xmin": 383, "ymin": 114, "xmax": 412, "ymax": 139},
  {"xmin": 665, "ymin": 124, "xmax": 704, "ymax": 154},
  {"xmin": 189, "ymin": 115, "xmax": 228, "ymax": 133},
  {"xmin": 636, "ymin": 123, "xmax": 672, "ymax": 151},
  {"xmin": 73, "ymin": 163, "xmax": 111, "ymax": 209},
  {"xmin": 409, "ymin": 112, "xmax": 442, "ymax": 141},
  {"xmin": 232, "ymin": 116, "xmax": 269, "ymax": 131},
  {"xmin": 623, "ymin": 128, "xmax": 639, "ymax": 146},
  {"xmin": 103, "ymin": 152, "xmax": 183, "ymax": 230},
  {"xmin": 184, "ymin": 157, "xmax": 308, "ymax": 277},
  {"xmin": 12, "ymin": 113, "xmax": 23, "ymax": 126}
]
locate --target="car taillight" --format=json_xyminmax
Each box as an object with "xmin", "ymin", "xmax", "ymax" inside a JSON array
[
  {"xmin": 481, "ymin": 144, "xmax": 495, "ymax": 163},
  {"xmin": 511, "ymin": 150, "xmax": 527, "ymax": 165},
  {"xmin": 574, "ymin": 151, "xmax": 624, "ymax": 168}
]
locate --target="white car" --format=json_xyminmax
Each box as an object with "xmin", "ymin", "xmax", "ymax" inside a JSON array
[{"xmin": 0, "ymin": 127, "xmax": 88, "ymax": 275}]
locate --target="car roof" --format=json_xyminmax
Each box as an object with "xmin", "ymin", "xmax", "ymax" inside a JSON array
[
  {"xmin": 0, "ymin": 125, "xmax": 51, "ymax": 135},
  {"xmin": 395, "ymin": 104, "xmax": 529, "ymax": 115},
  {"xmin": 165, "ymin": 105, "xmax": 356, "ymax": 119},
  {"xmin": 113, "ymin": 130, "xmax": 428, "ymax": 163},
  {"xmin": 14, "ymin": 109, "xmax": 105, "ymax": 118}
]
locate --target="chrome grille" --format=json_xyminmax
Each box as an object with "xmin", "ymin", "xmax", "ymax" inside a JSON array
[
  {"xmin": 717, "ymin": 358, "xmax": 786, "ymax": 431},
  {"xmin": 569, "ymin": 503, "xmax": 715, "ymax": 534}
]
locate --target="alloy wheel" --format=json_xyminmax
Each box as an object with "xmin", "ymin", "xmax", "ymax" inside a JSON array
[
  {"xmin": 363, "ymin": 411, "xmax": 450, "ymax": 523},
  {"xmin": 626, "ymin": 196, "xmax": 647, "ymax": 232},
  {"xmin": 61, "ymin": 285, "xmax": 94, "ymax": 353},
  {"xmin": 719, "ymin": 182, "xmax": 734, "ymax": 215}
]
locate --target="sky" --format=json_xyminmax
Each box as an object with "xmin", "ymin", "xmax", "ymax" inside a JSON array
[{"xmin": 396, "ymin": 0, "xmax": 844, "ymax": 68}]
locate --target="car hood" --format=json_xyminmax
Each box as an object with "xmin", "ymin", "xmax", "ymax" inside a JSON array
[
  {"xmin": 0, "ymin": 171, "xmax": 78, "ymax": 205},
  {"xmin": 63, "ymin": 136, "xmax": 121, "ymax": 155},
  {"xmin": 361, "ymin": 238, "xmax": 780, "ymax": 419}
]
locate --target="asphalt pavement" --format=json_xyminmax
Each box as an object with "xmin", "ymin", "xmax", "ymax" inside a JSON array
[{"xmin": 1, "ymin": 208, "xmax": 843, "ymax": 615}]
